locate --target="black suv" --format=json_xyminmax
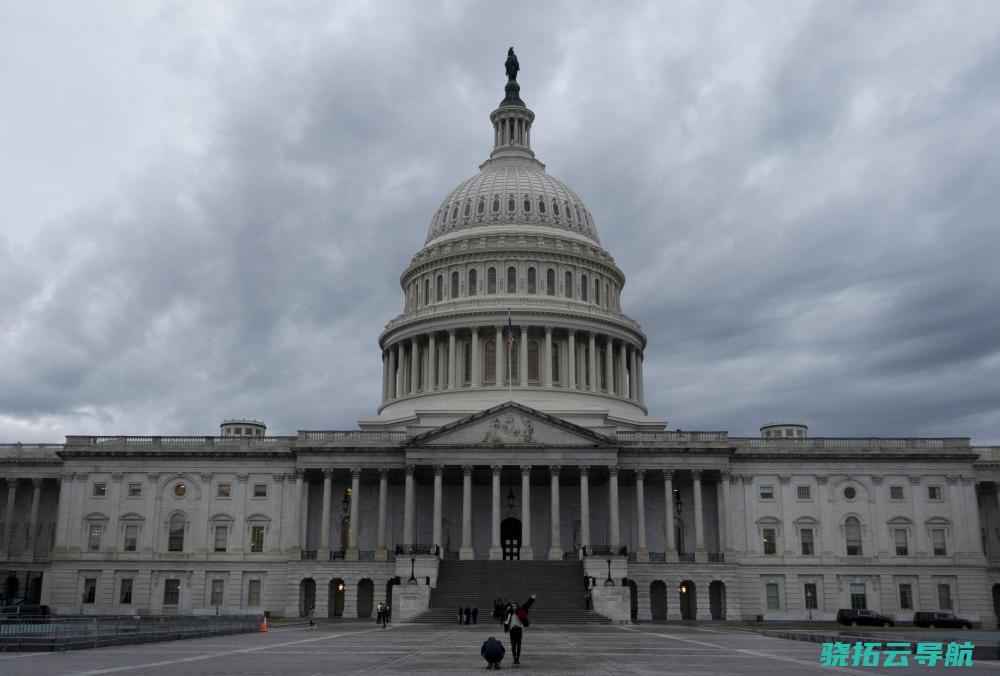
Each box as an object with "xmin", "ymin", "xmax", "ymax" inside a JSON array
[
  {"xmin": 913, "ymin": 612, "xmax": 972, "ymax": 629},
  {"xmin": 837, "ymin": 608, "xmax": 895, "ymax": 627}
]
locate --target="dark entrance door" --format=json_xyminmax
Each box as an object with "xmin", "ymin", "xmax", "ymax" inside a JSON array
[
  {"xmin": 501, "ymin": 517, "xmax": 521, "ymax": 560},
  {"xmin": 680, "ymin": 580, "xmax": 695, "ymax": 620}
]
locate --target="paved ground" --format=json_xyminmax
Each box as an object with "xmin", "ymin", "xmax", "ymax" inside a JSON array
[{"xmin": 0, "ymin": 622, "xmax": 997, "ymax": 675}]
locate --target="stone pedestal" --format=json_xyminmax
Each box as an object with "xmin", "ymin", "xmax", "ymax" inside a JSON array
[
  {"xmin": 591, "ymin": 585, "xmax": 630, "ymax": 623},
  {"xmin": 392, "ymin": 584, "xmax": 431, "ymax": 622}
]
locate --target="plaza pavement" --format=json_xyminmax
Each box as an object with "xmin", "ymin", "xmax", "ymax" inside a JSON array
[{"xmin": 0, "ymin": 622, "xmax": 997, "ymax": 675}]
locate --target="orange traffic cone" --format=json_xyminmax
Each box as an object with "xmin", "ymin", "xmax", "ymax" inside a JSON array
[{"xmin": 261, "ymin": 616, "xmax": 268, "ymax": 633}]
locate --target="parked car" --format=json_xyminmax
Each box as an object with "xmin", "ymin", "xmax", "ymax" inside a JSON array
[
  {"xmin": 0, "ymin": 604, "xmax": 50, "ymax": 617},
  {"xmin": 913, "ymin": 612, "xmax": 972, "ymax": 629},
  {"xmin": 837, "ymin": 608, "xmax": 895, "ymax": 627}
]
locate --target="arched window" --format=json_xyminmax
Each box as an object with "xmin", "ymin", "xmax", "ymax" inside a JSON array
[
  {"xmin": 546, "ymin": 269, "xmax": 555, "ymax": 296},
  {"xmin": 565, "ymin": 203, "xmax": 573, "ymax": 225},
  {"xmin": 452, "ymin": 206, "xmax": 458, "ymax": 222},
  {"xmin": 552, "ymin": 342, "xmax": 560, "ymax": 383},
  {"xmin": 463, "ymin": 340, "xmax": 472, "ymax": 385},
  {"xmin": 564, "ymin": 271, "xmax": 573, "ymax": 298},
  {"xmin": 528, "ymin": 340, "xmax": 539, "ymax": 383},
  {"xmin": 605, "ymin": 282, "xmax": 610, "ymax": 308},
  {"xmin": 451, "ymin": 271, "xmax": 459, "ymax": 298},
  {"xmin": 464, "ymin": 201, "xmax": 471, "ymax": 217},
  {"xmin": 423, "ymin": 279, "xmax": 429, "ymax": 307},
  {"xmin": 553, "ymin": 202, "xmax": 560, "ymax": 217},
  {"xmin": 478, "ymin": 198, "xmax": 485, "ymax": 215},
  {"xmin": 576, "ymin": 207, "xmax": 582, "ymax": 224},
  {"xmin": 168, "ymin": 514, "xmax": 185, "ymax": 552},
  {"xmin": 845, "ymin": 517, "xmax": 862, "ymax": 556},
  {"xmin": 507, "ymin": 197, "xmax": 516, "ymax": 212},
  {"xmin": 507, "ymin": 266, "xmax": 517, "ymax": 294},
  {"xmin": 594, "ymin": 278, "xmax": 600, "ymax": 305},
  {"xmin": 538, "ymin": 198, "xmax": 546, "ymax": 214},
  {"xmin": 436, "ymin": 275, "xmax": 443, "ymax": 302},
  {"xmin": 581, "ymin": 274, "xmax": 589, "ymax": 301},
  {"xmin": 527, "ymin": 267, "xmax": 536, "ymax": 294},
  {"xmin": 523, "ymin": 196, "xmax": 531, "ymax": 212},
  {"xmin": 468, "ymin": 269, "xmax": 477, "ymax": 296},
  {"xmin": 487, "ymin": 267, "xmax": 497, "ymax": 294},
  {"xmin": 492, "ymin": 198, "xmax": 500, "ymax": 213},
  {"xmin": 484, "ymin": 339, "xmax": 496, "ymax": 385}
]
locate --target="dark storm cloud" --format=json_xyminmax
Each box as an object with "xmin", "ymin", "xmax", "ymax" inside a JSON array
[{"xmin": 0, "ymin": 0, "xmax": 997, "ymax": 443}]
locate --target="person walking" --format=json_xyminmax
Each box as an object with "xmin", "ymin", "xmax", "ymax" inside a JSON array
[
  {"xmin": 464, "ymin": 606, "xmax": 472, "ymax": 625},
  {"xmin": 481, "ymin": 635, "xmax": 506, "ymax": 670},
  {"xmin": 376, "ymin": 601, "xmax": 388, "ymax": 628},
  {"xmin": 503, "ymin": 594, "xmax": 536, "ymax": 665}
]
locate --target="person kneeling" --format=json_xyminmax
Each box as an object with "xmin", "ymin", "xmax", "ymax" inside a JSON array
[{"xmin": 481, "ymin": 636, "xmax": 506, "ymax": 670}]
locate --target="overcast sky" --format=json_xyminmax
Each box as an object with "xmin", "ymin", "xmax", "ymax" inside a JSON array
[{"xmin": 1, "ymin": 1, "xmax": 998, "ymax": 444}]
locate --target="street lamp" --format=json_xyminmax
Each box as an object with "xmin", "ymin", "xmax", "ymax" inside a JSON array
[
  {"xmin": 408, "ymin": 556, "xmax": 417, "ymax": 584},
  {"xmin": 604, "ymin": 557, "xmax": 614, "ymax": 586},
  {"xmin": 674, "ymin": 488, "xmax": 683, "ymax": 515}
]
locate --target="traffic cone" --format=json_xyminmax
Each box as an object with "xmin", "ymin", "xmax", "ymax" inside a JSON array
[{"xmin": 261, "ymin": 616, "xmax": 268, "ymax": 633}]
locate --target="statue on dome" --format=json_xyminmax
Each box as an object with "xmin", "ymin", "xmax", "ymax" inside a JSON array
[{"xmin": 505, "ymin": 48, "xmax": 519, "ymax": 82}]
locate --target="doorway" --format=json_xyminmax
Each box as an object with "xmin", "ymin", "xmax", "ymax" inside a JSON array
[
  {"xmin": 299, "ymin": 578, "xmax": 316, "ymax": 617},
  {"xmin": 329, "ymin": 579, "xmax": 345, "ymax": 617},
  {"xmin": 357, "ymin": 579, "xmax": 374, "ymax": 619},
  {"xmin": 679, "ymin": 580, "xmax": 695, "ymax": 620},
  {"xmin": 709, "ymin": 580, "xmax": 725, "ymax": 620},
  {"xmin": 650, "ymin": 581, "xmax": 667, "ymax": 621},
  {"xmin": 501, "ymin": 517, "xmax": 521, "ymax": 560}
]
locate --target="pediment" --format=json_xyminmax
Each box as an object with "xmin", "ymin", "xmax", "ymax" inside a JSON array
[{"xmin": 408, "ymin": 402, "xmax": 610, "ymax": 447}]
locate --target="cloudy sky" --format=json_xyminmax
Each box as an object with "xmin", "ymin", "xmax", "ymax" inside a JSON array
[{"xmin": 2, "ymin": 1, "xmax": 998, "ymax": 444}]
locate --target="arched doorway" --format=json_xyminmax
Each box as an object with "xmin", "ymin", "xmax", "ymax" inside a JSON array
[
  {"xmin": 679, "ymin": 580, "xmax": 695, "ymax": 620},
  {"xmin": 628, "ymin": 580, "xmax": 638, "ymax": 621},
  {"xmin": 357, "ymin": 579, "xmax": 374, "ymax": 618},
  {"xmin": 709, "ymin": 581, "xmax": 725, "ymax": 620},
  {"xmin": 501, "ymin": 517, "xmax": 521, "ymax": 560},
  {"xmin": 26, "ymin": 575, "xmax": 42, "ymax": 604},
  {"xmin": 386, "ymin": 577, "xmax": 399, "ymax": 613},
  {"xmin": 650, "ymin": 581, "xmax": 667, "ymax": 621},
  {"xmin": 4, "ymin": 574, "xmax": 20, "ymax": 604},
  {"xmin": 299, "ymin": 578, "xmax": 316, "ymax": 618},
  {"xmin": 329, "ymin": 579, "xmax": 345, "ymax": 617}
]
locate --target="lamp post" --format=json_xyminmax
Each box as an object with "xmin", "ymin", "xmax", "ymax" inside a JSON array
[
  {"xmin": 604, "ymin": 557, "xmax": 614, "ymax": 586},
  {"xmin": 408, "ymin": 556, "xmax": 417, "ymax": 584},
  {"xmin": 674, "ymin": 488, "xmax": 683, "ymax": 515}
]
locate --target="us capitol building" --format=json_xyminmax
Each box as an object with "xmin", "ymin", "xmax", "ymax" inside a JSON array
[{"xmin": 3, "ymin": 52, "xmax": 999, "ymax": 626}]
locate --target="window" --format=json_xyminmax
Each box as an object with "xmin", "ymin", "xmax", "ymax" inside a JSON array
[
  {"xmin": 463, "ymin": 340, "xmax": 472, "ymax": 384},
  {"xmin": 492, "ymin": 198, "xmax": 500, "ymax": 213},
  {"xmin": 83, "ymin": 578, "xmax": 97, "ymax": 604},
  {"xmin": 552, "ymin": 343, "xmax": 560, "ymax": 383},
  {"xmin": 210, "ymin": 579, "xmax": 225, "ymax": 607},
  {"xmin": 800, "ymin": 528, "xmax": 814, "ymax": 556},
  {"xmin": 477, "ymin": 198, "xmax": 485, "ymax": 215},
  {"xmin": 464, "ymin": 201, "xmax": 470, "ymax": 217},
  {"xmin": 937, "ymin": 584, "xmax": 952, "ymax": 610},
  {"xmin": 487, "ymin": 267, "xmax": 497, "ymax": 294},
  {"xmin": 564, "ymin": 271, "xmax": 573, "ymax": 298},
  {"xmin": 507, "ymin": 267, "xmax": 516, "ymax": 293},
  {"xmin": 581, "ymin": 274, "xmax": 588, "ymax": 301},
  {"xmin": 527, "ymin": 341, "xmax": 539, "ymax": 382},
  {"xmin": 527, "ymin": 267, "xmax": 536, "ymax": 294},
  {"xmin": 450, "ymin": 271, "xmax": 459, "ymax": 298},
  {"xmin": 850, "ymin": 583, "xmax": 867, "ymax": 610},
  {"xmin": 88, "ymin": 525, "xmax": 104, "ymax": 552},
  {"xmin": 168, "ymin": 514, "xmax": 185, "ymax": 552},
  {"xmin": 576, "ymin": 207, "xmax": 582, "ymax": 224},
  {"xmin": 759, "ymin": 485, "xmax": 774, "ymax": 500},
  {"xmin": 124, "ymin": 524, "xmax": 138, "ymax": 552},
  {"xmin": 546, "ymin": 269, "xmax": 555, "ymax": 296},
  {"xmin": 468, "ymin": 269, "xmax": 477, "ymax": 296},
  {"xmin": 214, "ymin": 525, "xmax": 228, "ymax": 552},
  {"xmin": 765, "ymin": 583, "xmax": 780, "ymax": 610},
  {"xmin": 93, "ymin": 483, "xmax": 107, "ymax": 497},
  {"xmin": 893, "ymin": 529, "xmax": 909, "ymax": 556},
  {"xmin": 423, "ymin": 279, "xmax": 429, "ymax": 306},
  {"xmin": 248, "ymin": 580, "xmax": 262, "ymax": 608},
  {"xmin": 119, "ymin": 578, "xmax": 133, "ymax": 605},
  {"xmin": 931, "ymin": 528, "xmax": 947, "ymax": 556},
  {"xmin": 762, "ymin": 528, "xmax": 776, "ymax": 555},
  {"xmin": 173, "ymin": 482, "xmax": 187, "ymax": 498},
  {"xmin": 128, "ymin": 483, "xmax": 142, "ymax": 497},
  {"xmin": 804, "ymin": 583, "xmax": 818, "ymax": 610},
  {"xmin": 507, "ymin": 197, "xmax": 515, "ymax": 212},
  {"xmin": 217, "ymin": 483, "xmax": 232, "ymax": 498},
  {"xmin": 890, "ymin": 486, "xmax": 904, "ymax": 500},
  {"xmin": 436, "ymin": 275, "xmax": 443, "ymax": 302},
  {"xmin": 796, "ymin": 486, "xmax": 811, "ymax": 500},
  {"xmin": 538, "ymin": 198, "xmax": 545, "ymax": 214},
  {"xmin": 898, "ymin": 584, "xmax": 913, "ymax": 610},
  {"xmin": 927, "ymin": 486, "xmax": 942, "ymax": 501},
  {"xmin": 843, "ymin": 486, "xmax": 856, "ymax": 500},
  {"xmin": 163, "ymin": 578, "xmax": 180, "ymax": 606},
  {"xmin": 451, "ymin": 206, "xmax": 458, "ymax": 222},
  {"xmin": 484, "ymin": 339, "xmax": 496, "ymax": 384},
  {"xmin": 553, "ymin": 202, "xmax": 560, "ymax": 217},
  {"xmin": 523, "ymin": 196, "xmax": 531, "ymax": 212},
  {"xmin": 594, "ymin": 278, "xmax": 600, "ymax": 304},
  {"xmin": 845, "ymin": 517, "xmax": 862, "ymax": 556},
  {"xmin": 253, "ymin": 484, "xmax": 267, "ymax": 498},
  {"xmin": 250, "ymin": 526, "xmax": 265, "ymax": 553}
]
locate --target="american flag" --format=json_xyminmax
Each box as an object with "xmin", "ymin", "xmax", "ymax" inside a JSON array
[{"xmin": 506, "ymin": 315, "xmax": 515, "ymax": 347}]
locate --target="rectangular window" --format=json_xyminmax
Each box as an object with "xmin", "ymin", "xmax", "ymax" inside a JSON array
[
  {"xmin": 800, "ymin": 528, "xmax": 814, "ymax": 556},
  {"xmin": 93, "ymin": 483, "xmax": 107, "ymax": 497},
  {"xmin": 890, "ymin": 485, "xmax": 904, "ymax": 500},
  {"xmin": 119, "ymin": 578, "xmax": 133, "ymax": 605},
  {"xmin": 128, "ymin": 483, "xmax": 142, "ymax": 497},
  {"xmin": 214, "ymin": 525, "xmax": 228, "ymax": 552},
  {"xmin": 253, "ymin": 484, "xmax": 267, "ymax": 498},
  {"xmin": 248, "ymin": 580, "xmax": 262, "ymax": 607},
  {"xmin": 250, "ymin": 526, "xmax": 265, "ymax": 553},
  {"xmin": 928, "ymin": 486, "xmax": 942, "ymax": 500},
  {"xmin": 124, "ymin": 524, "xmax": 138, "ymax": 552},
  {"xmin": 759, "ymin": 485, "xmax": 774, "ymax": 500},
  {"xmin": 937, "ymin": 584, "xmax": 952, "ymax": 610},
  {"xmin": 83, "ymin": 578, "xmax": 97, "ymax": 604},
  {"xmin": 804, "ymin": 583, "xmax": 818, "ymax": 610},
  {"xmin": 210, "ymin": 579, "xmax": 225, "ymax": 607},
  {"xmin": 762, "ymin": 528, "xmax": 777, "ymax": 555},
  {"xmin": 765, "ymin": 583, "xmax": 780, "ymax": 610},
  {"xmin": 796, "ymin": 485, "xmax": 811, "ymax": 500},
  {"xmin": 217, "ymin": 483, "xmax": 231, "ymax": 498},
  {"xmin": 163, "ymin": 578, "xmax": 180, "ymax": 606},
  {"xmin": 893, "ymin": 529, "xmax": 909, "ymax": 556},
  {"xmin": 931, "ymin": 528, "xmax": 947, "ymax": 556},
  {"xmin": 849, "ymin": 583, "xmax": 867, "ymax": 610},
  {"xmin": 898, "ymin": 584, "xmax": 913, "ymax": 610},
  {"xmin": 87, "ymin": 524, "xmax": 103, "ymax": 552}
]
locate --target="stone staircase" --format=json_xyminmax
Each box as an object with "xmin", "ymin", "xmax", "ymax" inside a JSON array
[{"xmin": 412, "ymin": 560, "xmax": 609, "ymax": 624}]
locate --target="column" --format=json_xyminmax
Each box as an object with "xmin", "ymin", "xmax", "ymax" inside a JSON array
[
  {"xmin": 543, "ymin": 327, "xmax": 553, "ymax": 388},
  {"xmin": 871, "ymin": 475, "xmax": 889, "ymax": 556},
  {"xmin": 909, "ymin": 476, "xmax": 926, "ymax": 555},
  {"xmin": 693, "ymin": 469, "xmax": 706, "ymax": 562},
  {"xmin": 471, "ymin": 327, "xmax": 481, "ymax": 387},
  {"xmin": 548, "ymin": 466, "xmax": 562, "ymax": 560},
  {"xmin": 381, "ymin": 351, "xmax": 389, "ymax": 403},
  {"xmin": 291, "ymin": 470, "xmax": 304, "ymax": 552},
  {"xmin": 579, "ymin": 466, "xmax": 590, "ymax": 554},
  {"xmin": 628, "ymin": 346, "xmax": 638, "ymax": 400},
  {"xmin": 403, "ymin": 465, "xmax": 415, "ymax": 549},
  {"xmin": 395, "ymin": 343, "xmax": 404, "ymax": 398},
  {"xmin": 490, "ymin": 465, "xmax": 502, "ymax": 560},
  {"xmin": 53, "ymin": 473, "xmax": 73, "ymax": 552},
  {"xmin": 608, "ymin": 466, "xmax": 620, "ymax": 549},
  {"xmin": 495, "ymin": 326, "xmax": 504, "ymax": 388},
  {"xmin": 519, "ymin": 325, "xmax": 528, "ymax": 386},
  {"xmin": 568, "ymin": 330, "xmax": 577, "ymax": 389},
  {"xmin": 631, "ymin": 469, "xmax": 647, "ymax": 562},
  {"xmin": 718, "ymin": 471, "xmax": 730, "ymax": 556},
  {"xmin": 432, "ymin": 465, "xmax": 443, "ymax": 556},
  {"xmin": 27, "ymin": 478, "xmax": 42, "ymax": 556},
  {"xmin": 346, "ymin": 468, "xmax": 361, "ymax": 560},
  {"xmin": 376, "ymin": 468, "xmax": 388, "ymax": 560},
  {"xmin": 299, "ymin": 474, "xmax": 310, "ymax": 553},
  {"xmin": 520, "ymin": 465, "xmax": 533, "ymax": 559},
  {"xmin": 947, "ymin": 476, "xmax": 967, "ymax": 555},
  {"xmin": 409, "ymin": 338, "xmax": 419, "ymax": 395},
  {"xmin": 387, "ymin": 346, "xmax": 397, "ymax": 399},
  {"xmin": 3, "ymin": 478, "xmax": 17, "ymax": 552},
  {"xmin": 779, "ymin": 475, "xmax": 793, "ymax": 556},
  {"xmin": 618, "ymin": 342, "xmax": 628, "ymax": 397},
  {"xmin": 604, "ymin": 337, "xmax": 615, "ymax": 394},
  {"xmin": 319, "ymin": 469, "xmax": 333, "ymax": 560},
  {"xmin": 447, "ymin": 329, "xmax": 457, "ymax": 389},
  {"xmin": 637, "ymin": 350, "xmax": 645, "ymax": 404},
  {"xmin": 428, "ymin": 333, "xmax": 437, "ymax": 391},
  {"xmin": 962, "ymin": 477, "xmax": 983, "ymax": 558},
  {"xmin": 816, "ymin": 475, "xmax": 831, "ymax": 555},
  {"xmin": 664, "ymin": 470, "xmax": 677, "ymax": 561},
  {"xmin": 460, "ymin": 466, "xmax": 474, "ymax": 559},
  {"xmin": 587, "ymin": 333, "xmax": 597, "ymax": 392}
]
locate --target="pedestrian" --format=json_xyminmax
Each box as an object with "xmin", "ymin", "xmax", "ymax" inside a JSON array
[
  {"xmin": 472, "ymin": 606, "xmax": 478, "ymax": 624},
  {"xmin": 481, "ymin": 635, "xmax": 506, "ymax": 670},
  {"xmin": 459, "ymin": 606, "xmax": 464, "ymax": 624},
  {"xmin": 376, "ymin": 602, "xmax": 384, "ymax": 626},
  {"xmin": 307, "ymin": 605, "xmax": 316, "ymax": 628},
  {"xmin": 584, "ymin": 590, "xmax": 592, "ymax": 610},
  {"xmin": 376, "ymin": 601, "xmax": 388, "ymax": 628},
  {"xmin": 464, "ymin": 605, "xmax": 472, "ymax": 625},
  {"xmin": 503, "ymin": 594, "xmax": 536, "ymax": 665}
]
